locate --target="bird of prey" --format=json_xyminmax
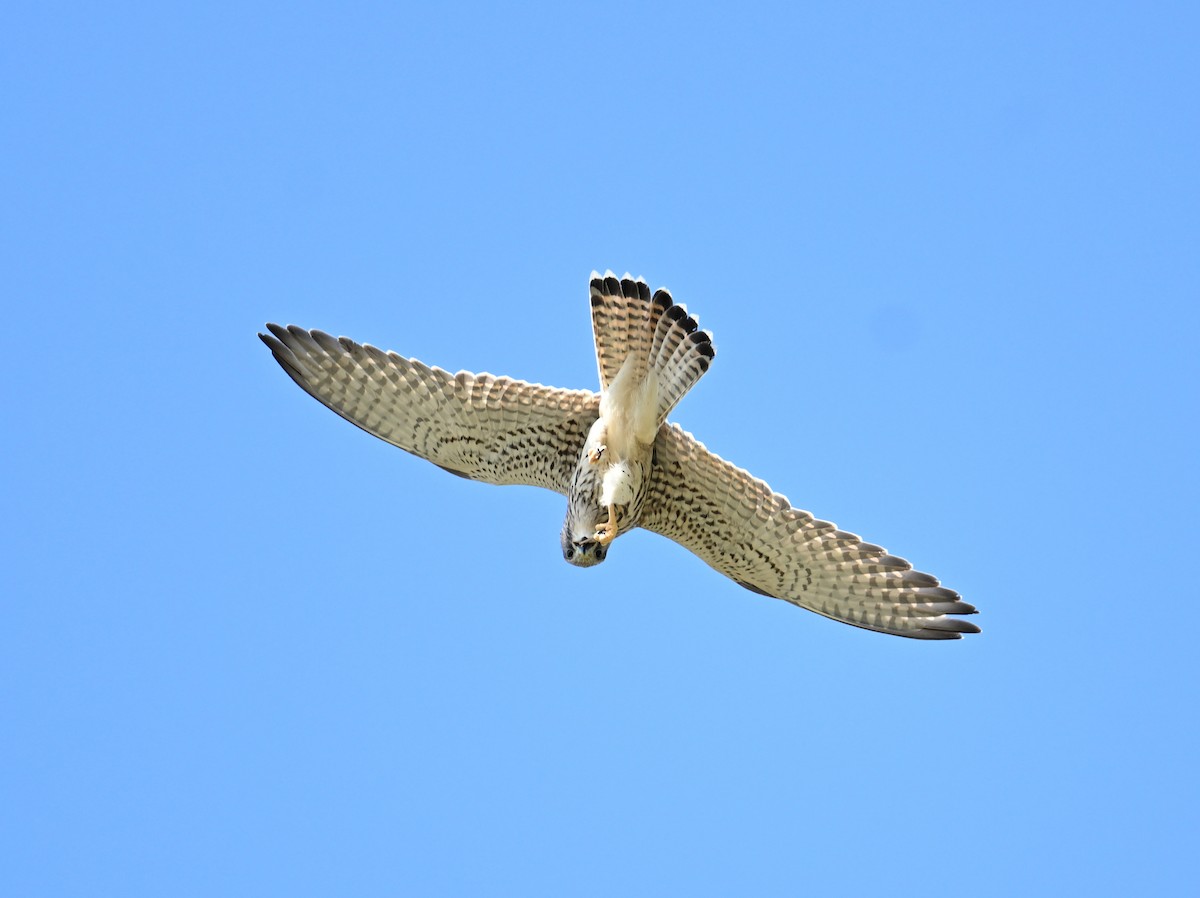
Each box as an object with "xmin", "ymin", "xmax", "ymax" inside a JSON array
[{"xmin": 259, "ymin": 271, "xmax": 979, "ymax": 639}]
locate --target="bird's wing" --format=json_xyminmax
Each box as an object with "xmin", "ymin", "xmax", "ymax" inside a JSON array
[
  {"xmin": 260, "ymin": 324, "xmax": 599, "ymax": 494},
  {"xmin": 639, "ymin": 424, "xmax": 979, "ymax": 639}
]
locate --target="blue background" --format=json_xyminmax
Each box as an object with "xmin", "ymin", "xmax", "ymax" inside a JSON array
[{"xmin": 5, "ymin": 2, "xmax": 1197, "ymax": 895}]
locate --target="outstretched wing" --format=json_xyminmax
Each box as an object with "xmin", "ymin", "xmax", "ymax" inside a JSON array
[
  {"xmin": 260, "ymin": 324, "xmax": 600, "ymax": 494},
  {"xmin": 639, "ymin": 424, "xmax": 979, "ymax": 639}
]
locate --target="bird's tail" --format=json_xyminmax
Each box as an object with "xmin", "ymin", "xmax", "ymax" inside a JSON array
[{"xmin": 589, "ymin": 270, "xmax": 714, "ymax": 425}]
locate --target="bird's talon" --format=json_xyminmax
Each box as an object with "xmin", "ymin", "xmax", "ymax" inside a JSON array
[
  {"xmin": 594, "ymin": 505, "xmax": 618, "ymax": 545},
  {"xmin": 588, "ymin": 445, "xmax": 607, "ymax": 463}
]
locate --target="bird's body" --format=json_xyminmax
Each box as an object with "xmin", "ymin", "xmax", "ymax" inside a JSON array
[
  {"xmin": 561, "ymin": 278, "xmax": 713, "ymax": 565},
  {"xmin": 260, "ymin": 271, "xmax": 979, "ymax": 639}
]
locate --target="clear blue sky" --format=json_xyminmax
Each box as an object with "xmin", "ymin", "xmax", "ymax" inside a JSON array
[{"xmin": 4, "ymin": 2, "xmax": 1197, "ymax": 895}]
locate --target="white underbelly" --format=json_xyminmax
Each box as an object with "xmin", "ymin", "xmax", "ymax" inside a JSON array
[{"xmin": 600, "ymin": 461, "xmax": 636, "ymax": 508}]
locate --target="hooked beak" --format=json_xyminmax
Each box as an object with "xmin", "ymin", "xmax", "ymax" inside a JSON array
[{"xmin": 566, "ymin": 535, "xmax": 606, "ymax": 565}]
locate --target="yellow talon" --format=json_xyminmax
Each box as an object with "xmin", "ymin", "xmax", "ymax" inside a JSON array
[
  {"xmin": 595, "ymin": 505, "xmax": 618, "ymax": 545},
  {"xmin": 588, "ymin": 445, "xmax": 607, "ymax": 464}
]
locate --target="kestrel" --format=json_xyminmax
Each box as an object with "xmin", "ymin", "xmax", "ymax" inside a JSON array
[{"xmin": 259, "ymin": 271, "xmax": 979, "ymax": 639}]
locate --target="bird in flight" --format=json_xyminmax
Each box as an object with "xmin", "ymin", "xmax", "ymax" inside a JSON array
[{"xmin": 259, "ymin": 271, "xmax": 979, "ymax": 639}]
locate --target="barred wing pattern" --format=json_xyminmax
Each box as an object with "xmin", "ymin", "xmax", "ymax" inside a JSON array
[
  {"xmin": 640, "ymin": 424, "xmax": 979, "ymax": 639},
  {"xmin": 260, "ymin": 324, "xmax": 600, "ymax": 493}
]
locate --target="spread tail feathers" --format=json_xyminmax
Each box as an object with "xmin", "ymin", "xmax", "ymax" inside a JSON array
[{"xmin": 589, "ymin": 271, "xmax": 715, "ymax": 424}]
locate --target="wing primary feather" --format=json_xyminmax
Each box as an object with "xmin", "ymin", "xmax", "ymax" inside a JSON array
[
  {"xmin": 639, "ymin": 423, "xmax": 978, "ymax": 639},
  {"xmin": 260, "ymin": 323, "xmax": 599, "ymax": 495}
]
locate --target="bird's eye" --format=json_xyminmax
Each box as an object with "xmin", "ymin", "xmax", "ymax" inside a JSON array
[{"xmin": 565, "ymin": 546, "xmax": 574, "ymax": 560}]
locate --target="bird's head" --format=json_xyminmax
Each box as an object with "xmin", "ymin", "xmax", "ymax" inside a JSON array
[{"xmin": 560, "ymin": 523, "xmax": 609, "ymax": 568}]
